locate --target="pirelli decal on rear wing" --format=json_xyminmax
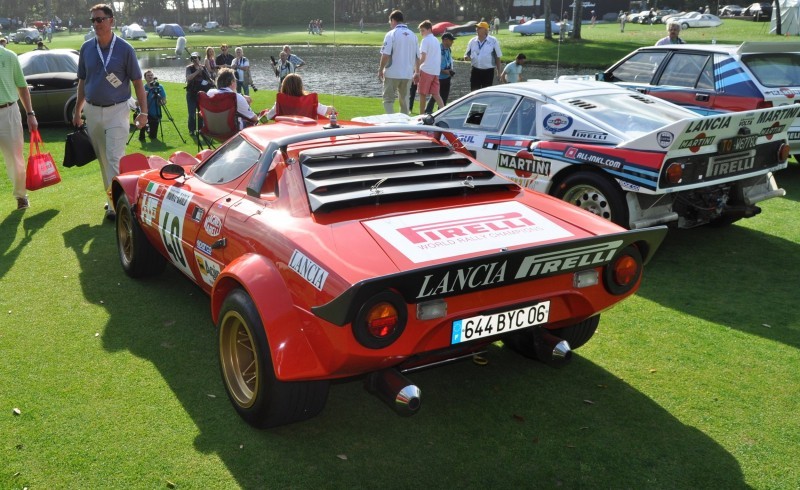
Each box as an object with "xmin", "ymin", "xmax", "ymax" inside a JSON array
[
  {"xmin": 312, "ymin": 226, "xmax": 667, "ymax": 326},
  {"xmin": 618, "ymin": 105, "xmax": 800, "ymax": 156}
]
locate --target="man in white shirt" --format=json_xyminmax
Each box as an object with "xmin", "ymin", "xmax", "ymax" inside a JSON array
[
  {"xmin": 378, "ymin": 10, "xmax": 418, "ymax": 114},
  {"xmin": 464, "ymin": 21, "xmax": 502, "ymax": 91},
  {"xmin": 206, "ymin": 68, "xmax": 257, "ymax": 129},
  {"xmin": 416, "ymin": 20, "xmax": 443, "ymax": 114},
  {"xmin": 656, "ymin": 22, "xmax": 685, "ymax": 45},
  {"xmin": 501, "ymin": 53, "xmax": 527, "ymax": 83}
]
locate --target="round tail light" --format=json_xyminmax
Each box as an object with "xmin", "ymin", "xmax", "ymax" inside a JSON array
[
  {"xmin": 665, "ymin": 162, "xmax": 684, "ymax": 184},
  {"xmin": 354, "ymin": 292, "xmax": 407, "ymax": 349},
  {"xmin": 603, "ymin": 245, "xmax": 643, "ymax": 295},
  {"xmin": 366, "ymin": 302, "xmax": 399, "ymax": 338},
  {"xmin": 778, "ymin": 142, "xmax": 791, "ymax": 163}
]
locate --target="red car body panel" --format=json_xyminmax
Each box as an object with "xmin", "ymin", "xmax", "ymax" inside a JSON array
[{"xmin": 112, "ymin": 121, "xmax": 666, "ymax": 384}]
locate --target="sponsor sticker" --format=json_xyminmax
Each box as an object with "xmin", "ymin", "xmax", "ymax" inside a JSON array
[
  {"xmin": 657, "ymin": 131, "xmax": 674, "ymax": 149},
  {"xmin": 455, "ymin": 133, "xmax": 477, "ymax": 144},
  {"xmin": 194, "ymin": 252, "xmax": 221, "ymax": 287},
  {"xmin": 543, "ymin": 112, "xmax": 573, "ymax": 133},
  {"xmin": 158, "ymin": 186, "xmax": 194, "ymax": 278},
  {"xmin": 288, "ymin": 250, "xmax": 329, "ymax": 291},
  {"xmin": 196, "ymin": 240, "xmax": 213, "ymax": 256},
  {"xmin": 203, "ymin": 215, "xmax": 222, "ymax": 237},
  {"xmin": 140, "ymin": 194, "xmax": 159, "ymax": 226},
  {"xmin": 498, "ymin": 153, "xmax": 551, "ymax": 177},
  {"xmin": 364, "ymin": 202, "xmax": 574, "ymax": 264},
  {"xmin": 145, "ymin": 181, "xmax": 161, "ymax": 196},
  {"xmin": 564, "ymin": 147, "xmax": 624, "ymax": 169},
  {"xmin": 571, "ymin": 129, "xmax": 608, "ymax": 141},
  {"xmin": 707, "ymin": 153, "xmax": 756, "ymax": 177},
  {"xmin": 414, "ymin": 239, "xmax": 624, "ymax": 299},
  {"xmin": 686, "ymin": 116, "xmax": 732, "ymax": 133},
  {"xmin": 678, "ymin": 132, "xmax": 715, "ymax": 153}
]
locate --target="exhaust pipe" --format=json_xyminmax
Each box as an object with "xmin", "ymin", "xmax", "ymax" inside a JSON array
[
  {"xmin": 535, "ymin": 328, "xmax": 573, "ymax": 365},
  {"xmin": 366, "ymin": 369, "xmax": 422, "ymax": 416}
]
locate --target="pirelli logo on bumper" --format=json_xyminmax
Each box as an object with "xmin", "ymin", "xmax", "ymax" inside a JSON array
[
  {"xmin": 415, "ymin": 239, "xmax": 625, "ymax": 299},
  {"xmin": 706, "ymin": 153, "xmax": 756, "ymax": 178},
  {"xmin": 514, "ymin": 240, "xmax": 624, "ymax": 279}
]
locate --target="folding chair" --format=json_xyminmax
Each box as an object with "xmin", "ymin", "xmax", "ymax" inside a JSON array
[
  {"xmin": 275, "ymin": 92, "xmax": 320, "ymax": 119},
  {"xmin": 196, "ymin": 91, "xmax": 240, "ymax": 151}
]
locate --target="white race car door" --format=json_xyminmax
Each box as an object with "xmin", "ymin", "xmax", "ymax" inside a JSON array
[{"xmin": 433, "ymin": 92, "xmax": 521, "ymax": 167}]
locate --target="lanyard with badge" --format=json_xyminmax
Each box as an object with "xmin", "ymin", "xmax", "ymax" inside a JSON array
[{"xmin": 96, "ymin": 34, "xmax": 122, "ymax": 88}]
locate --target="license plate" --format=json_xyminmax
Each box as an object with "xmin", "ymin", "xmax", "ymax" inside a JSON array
[
  {"xmin": 717, "ymin": 135, "xmax": 758, "ymax": 154},
  {"xmin": 451, "ymin": 301, "xmax": 550, "ymax": 344}
]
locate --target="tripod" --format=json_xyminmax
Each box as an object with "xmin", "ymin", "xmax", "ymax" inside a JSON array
[{"xmin": 127, "ymin": 85, "xmax": 187, "ymax": 145}]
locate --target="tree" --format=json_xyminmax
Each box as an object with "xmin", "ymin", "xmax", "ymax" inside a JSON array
[{"xmin": 571, "ymin": 1, "xmax": 583, "ymax": 40}]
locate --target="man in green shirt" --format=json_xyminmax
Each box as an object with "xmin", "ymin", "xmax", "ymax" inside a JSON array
[{"xmin": 0, "ymin": 41, "xmax": 38, "ymax": 210}]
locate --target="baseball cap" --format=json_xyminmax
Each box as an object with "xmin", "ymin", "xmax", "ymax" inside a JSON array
[
  {"xmin": 441, "ymin": 32, "xmax": 455, "ymax": 40},
  {"xmin": 190, "ymin": 51, "xmax": 199, "ymax": 58},
  {"xmin": 476, "ymin": 21, "xmax": 490, "ymax": 29}
]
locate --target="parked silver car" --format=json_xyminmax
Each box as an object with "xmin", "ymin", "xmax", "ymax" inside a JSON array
[{"xmin": 18, "ymin": 49, "xmax": 79, "ymax": 124}]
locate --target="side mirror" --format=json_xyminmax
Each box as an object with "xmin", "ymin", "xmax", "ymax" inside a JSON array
[
  {"xmin": 421, "ymin": 114, "xmax": 435, "ymax": 126},
  {"xmin": 595, "ymin": 72, "xmax": 605, "ymax": 82},
  {"xmin": 159, "ymin": 163, "xmax": 186, "ymax": 180}
]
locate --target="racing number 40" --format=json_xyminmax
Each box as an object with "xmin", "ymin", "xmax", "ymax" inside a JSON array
[{"xmin": 161, "ymin": 211, "xmax": 188, "ymax": 268}]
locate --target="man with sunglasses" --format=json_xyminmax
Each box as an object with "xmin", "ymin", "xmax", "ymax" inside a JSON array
[
  {"xmin": 215, "ymin": 44, "xmax": 234, "ymax": 69},
  {"xmin": 72, "ymin": 3, "xmax": 147, "ymax": 221}
]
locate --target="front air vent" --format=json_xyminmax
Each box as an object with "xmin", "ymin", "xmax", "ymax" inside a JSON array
[{"xmin": 629, "ymin": 94, "xmax": 656, "ymax": 104}]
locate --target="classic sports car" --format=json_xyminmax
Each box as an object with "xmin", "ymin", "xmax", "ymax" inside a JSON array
[
  {"xmin": 18, "ymin": 49, "xmax": 79, "ymax": 124},
  {"xmin": 417, "ymin": 80, "xmax": 796, "ymax": 229},
  {"xmin": 675, "ymin": 13, "xmax": 723, "ymax": 28},
  {"xmin": 112, "ymin": 120, "xmax": 666, "ymax": 428},
  {"xmin": 509, "ymin": 19, "xmax": 572, "ymax": 35},
  {"xmin": 598, "ymin": 42, "xmax": 800, "ymax": 159}
]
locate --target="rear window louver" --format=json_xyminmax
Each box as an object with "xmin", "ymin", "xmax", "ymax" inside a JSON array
[{"xmin": 300, "ymin": 139, "xmax": 517, "ymax": 212}]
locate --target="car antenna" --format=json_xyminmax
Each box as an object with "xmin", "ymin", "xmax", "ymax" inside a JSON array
[
  {"xmin": 555, "ymin": 0, "xmax": 567, "ymax": 81},
  {"xmin": 324, "ymin": 0, "xmax": 341, "ymax": 129}
]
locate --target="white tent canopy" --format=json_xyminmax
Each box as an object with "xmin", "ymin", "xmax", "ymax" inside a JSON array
[{"xmin": 771, "ymin": 0, "xmax": 800, "ymax": 35}]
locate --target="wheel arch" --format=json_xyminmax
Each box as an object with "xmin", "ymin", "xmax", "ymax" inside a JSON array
[
  {"xmin": 110, "ymin": 175, "xmax": 138, "ymax": 213},
  {"xmin": 212, "ymin": 254, "xmax": 327, "ymax": 380},
  {"xmin": 548, "ymin": 162, "xmax": 622, "ymax": 197}
]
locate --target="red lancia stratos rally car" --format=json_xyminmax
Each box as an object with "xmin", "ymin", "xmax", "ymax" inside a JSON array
[{"xmin": 112, "ymin": 120, "xmax": 666, "ymax": 428}]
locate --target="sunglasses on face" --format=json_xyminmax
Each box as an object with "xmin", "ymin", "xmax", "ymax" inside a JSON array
[{"xmin": 91, "ymin": 16, "xmax": 111, "ymax": 23}]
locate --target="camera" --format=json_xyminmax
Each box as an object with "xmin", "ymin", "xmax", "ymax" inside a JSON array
[{"xmin": 149, "ymin": 77, "xmax": 159, "ymax": 87}]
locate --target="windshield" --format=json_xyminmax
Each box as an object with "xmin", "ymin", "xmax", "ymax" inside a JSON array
[
  {"xmin": 741, "ymin": 53, "xmax": 800, "ymax": 88},
  {"xmin": 563, "ymin": 92, "xmax": 690, "ymax": 137}
]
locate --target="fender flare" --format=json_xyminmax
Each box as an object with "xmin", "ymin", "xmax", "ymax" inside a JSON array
[{"xmin": 211, "ymin": 253, "xmax": 327, "ymax": 380}]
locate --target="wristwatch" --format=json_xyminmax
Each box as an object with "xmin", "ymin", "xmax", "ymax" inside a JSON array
[{"xmin": 27, "ymin": 111, "xmax": 35, "ymax": 116}]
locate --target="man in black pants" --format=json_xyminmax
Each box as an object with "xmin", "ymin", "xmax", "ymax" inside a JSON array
[{"xmin": 463, "ymin": 21, "xmax": 502, "ymax": 91}]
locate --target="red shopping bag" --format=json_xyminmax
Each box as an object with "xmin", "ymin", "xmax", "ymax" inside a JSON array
[{"xmin": 26, "ymin": 130, "xmax": 61, "ymax": 191}]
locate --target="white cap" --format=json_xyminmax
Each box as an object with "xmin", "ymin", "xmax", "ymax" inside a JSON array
[{"xmin": 190, "ymin": 52, "xmax": 199, "ymax": 58}]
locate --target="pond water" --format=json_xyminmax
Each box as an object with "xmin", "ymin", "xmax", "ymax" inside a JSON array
[{"xmin": 137, "ymin": 45, "xmax": 588, "ymax": 101}]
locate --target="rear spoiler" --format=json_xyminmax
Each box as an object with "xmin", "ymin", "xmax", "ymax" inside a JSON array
[
  {"xmin": 737, "ymin": 41, "xmax": 800, "ymax": 55},
  {"xmin": 312, "ymin": 227, "xmax": 667, "ymax": 326},
  {"xmin": 618, "ymin": 105, "xmax": 800, "ymax": 155}
]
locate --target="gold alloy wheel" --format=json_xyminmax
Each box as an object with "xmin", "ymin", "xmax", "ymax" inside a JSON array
[
  {"xmin": 219, "ymin": 310, "xmax": 260, "ymax": 409},
  {"xmin": 117, "ymin": 203, "xmax": 134, "ymax": 266}
]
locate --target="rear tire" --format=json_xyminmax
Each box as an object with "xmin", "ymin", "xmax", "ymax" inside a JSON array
[
  {"xmin": 115, "ymin": 194, "xmax": 167, "ymax": 278},
  {"xmin": 553, "ymin": 172, "xmax": 629, "ymax": 227},
  {"xmin": 218, "ymin": 288, "xmax": 329, "ymax": 428}
]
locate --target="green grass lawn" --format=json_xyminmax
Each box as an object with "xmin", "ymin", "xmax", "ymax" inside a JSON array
[{"xmin": 1, "ymin": 21, "xmax": 800, "ymax": 488}]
